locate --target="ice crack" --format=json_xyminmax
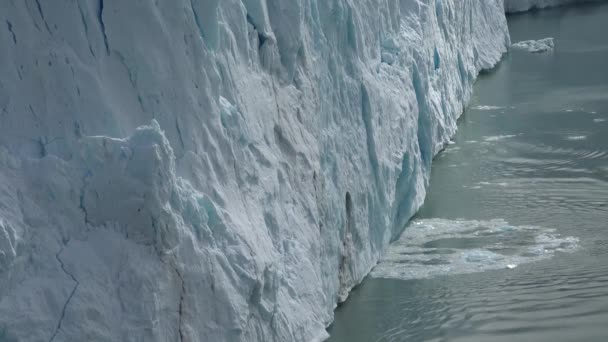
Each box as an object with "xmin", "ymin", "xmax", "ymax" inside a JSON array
[
  {"xmin": 6, "ymin": 21, "xmax": 17, "ymax": 44},
  {"xmin": 175, "ymin": 265, "xmax": 186, "ymax": 342},
  {"xmin": 97, "ymin": 0, "xmax": 110, "ymax": 55},
  {"xmin": 190, "ymin": 0, "xmax": 205, "ymax": 39},
  {"xmin": 79, "ymin": 171, "xmax": 92, "ymax": 225},
  {"xmin": 175, "ymin": 118, "xmax": 185, "ymax": 154},
  {"xmin": 163, "ymin": 259, "xmax": 186, "ymax": 342},
  {"xmin": 76, "ymin": 1, "xmax": 96, "ymax": 57},
  {"xmin": 33, "ymin": 0, "xmax": 52, "ymax": 35},
  {"xmin": 49, "ymin": 244, "xmax": 79, "ymax": 342}
]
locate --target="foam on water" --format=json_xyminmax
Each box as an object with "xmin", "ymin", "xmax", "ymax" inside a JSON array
[{"xmin": 371, "ymin": 219, "xmax": 578, "ymax": 280}]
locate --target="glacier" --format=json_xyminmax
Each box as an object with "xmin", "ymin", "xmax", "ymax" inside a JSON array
[{"xmin": 4, "ymin": 0, "xmax": 590, "ymax": 340}]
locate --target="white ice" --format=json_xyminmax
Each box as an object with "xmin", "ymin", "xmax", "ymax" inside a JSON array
[
  {"xmin": 473, "ymin": 105, "xmax": 505, "ymax": 110},
  {"xmin": 483, "ymin": 134, "xmax": 519, "ymax": 142},
  {"xmin": 512, "ymin": 38, "xmax": 555, "ymax": 53}
]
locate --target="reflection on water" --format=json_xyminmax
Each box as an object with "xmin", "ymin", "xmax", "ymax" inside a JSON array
[{"xmin": 328, "ymin": 3, "xmax": 608, "ymax": 342}]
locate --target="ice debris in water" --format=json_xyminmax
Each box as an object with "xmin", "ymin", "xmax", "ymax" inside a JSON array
[
  {"xmin": 483, "ymin": 134, "xmax": 518, "ymax": 142},
  {"xmin": 512, "ymin": 38, "xmax": 555, "ymax": 53},
  {"xmin": 371, "ymin": 218, "xmax": 578, "ymax": 280},
  {"xmin": 566, "ymin": 135, "xmax": 587, "ymax": 141},
  {"xmin": 473, "ymin": 105, "xmax": 504, "ymax": 110}
]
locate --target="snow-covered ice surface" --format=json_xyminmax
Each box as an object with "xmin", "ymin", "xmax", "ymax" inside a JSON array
[
  {"xmin": 0, "ymin": 1, "xmax": 511, "ymax": 341},
  {"xmin": 371, "ymin": 219, "xmax": 579, "ymax": 280},
  {"xmin": 512, "ymin": 38, "xmax": 555, "ymax": 53},
  {"xmin": 504, "ymin": 0, "xmax": 607, "ymax": 12}
]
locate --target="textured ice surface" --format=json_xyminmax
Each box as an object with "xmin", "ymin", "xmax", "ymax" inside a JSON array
[
  {"xmin": 0, "ymin": 1, "xmax": 511, "ymax": 341},
  {"xmin": 512, "ymin": 38, "xmax": 555, "ymax": 53},
  {"xmin": 504, "ymin": 0, "xmax": 607, "ymax": 12},
  {"xmin": 371, "ymin": 219, "xmax": 578, "ymax": 280}
]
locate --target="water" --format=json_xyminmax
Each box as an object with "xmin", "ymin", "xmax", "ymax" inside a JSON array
[{"xmin": 327, "ymin": 4, "xmax": 608, "ymax": 342}]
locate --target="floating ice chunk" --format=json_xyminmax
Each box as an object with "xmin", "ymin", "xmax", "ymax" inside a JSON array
[
  {"xmin": 565, "ymin": 135, "xmax": 587, "ymax": 141},
  {"xmin": 483, "ymin": 134, "xmax": 518, "ymax": 142},
  {"xmin": 536, "ymin": 234, "xmax": 579, "ymax": 251},
  {"xmin": 473, "ymin": 105, "xmax": 504, "ymax": 110},
  {"xmin": 522, "ymin": 245, "xmax": 546, "ymax": 257},
  {"xmin": 512, "ymin": 38, "xmax": 555, "ymax": 53},
  {"xmin": 593, "ymin": 118, "xmax": 606, "ymax": 123},
  {"xmin": 506, "ymin": 264, "xmax": 518, "ymax": 269},
  {"xmin": 496, "ymin": 224, "xmax": 516, "ymax": 232}
]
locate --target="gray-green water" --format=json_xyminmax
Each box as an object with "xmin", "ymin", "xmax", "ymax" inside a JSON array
[{"xmin": 327, "ymin": 4, "xmax": 608, "ymax": 341}]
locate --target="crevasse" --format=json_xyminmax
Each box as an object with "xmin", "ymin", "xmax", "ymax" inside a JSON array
[{"xmin": 1, "ymin": 0, "xmax": 512, "ymax": 341}]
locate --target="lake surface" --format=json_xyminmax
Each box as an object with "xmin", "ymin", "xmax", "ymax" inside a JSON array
[{"xmin": 327, "ymin": 4, "xmax": 608, "ymax": 341}]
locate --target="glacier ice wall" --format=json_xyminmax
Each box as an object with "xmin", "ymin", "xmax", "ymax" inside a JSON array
[
  {"xmin": 0, "ymin": 0, "xmax": 508, "ymax": 341},
  {"xmin": 504, "ymin": 0, "xmax": 607, "ymax": 12}
]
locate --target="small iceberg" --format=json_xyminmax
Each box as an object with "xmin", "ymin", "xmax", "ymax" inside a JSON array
[{"xmin": 512, "ymin": 38, "xmax": 554, "ymax": 53}]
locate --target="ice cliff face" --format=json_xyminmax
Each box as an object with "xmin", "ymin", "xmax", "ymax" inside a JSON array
[
  {"xmin": 504, "ymin": 0, "xmax": 606, "ymax": 12},
  {"xmin": 0, "ymin": 1, "xmax": 508, "ymax": 341}
]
